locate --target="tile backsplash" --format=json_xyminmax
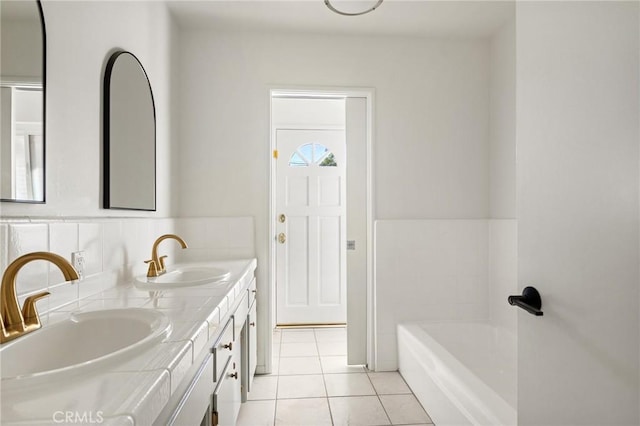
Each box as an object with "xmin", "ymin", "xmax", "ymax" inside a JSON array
[
  {"xmin": 0, "ymin": 216, "xmax": 255, "ymax": 316},
  {"xmin": 175, "ymin": 217, "xmax": 255, "ymax": 262}
]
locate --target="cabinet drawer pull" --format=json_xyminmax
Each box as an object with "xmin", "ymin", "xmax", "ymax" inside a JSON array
[
  {"xmin": 222, "ymin": 342, "xmax": 233, "ymax": 351},
  {"xmin": 252, "ymin": 290, "xmax": 257, "ymax": 294},
  {"xmin": 229, "ymin": 371, "xmax": 238, "ymax": 380},
  {"xmin": 250, "ymin": 322, "xmax": 256, "ymax": 327}
]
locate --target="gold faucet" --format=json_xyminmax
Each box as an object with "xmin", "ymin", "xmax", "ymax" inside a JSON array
[
  {"xmin": 145, "ymin": 234, "xmax": 188, "ymax": 277},
  {"xmin": 1, "ymin": 252, "xmax": 79, "ymax": 344}
]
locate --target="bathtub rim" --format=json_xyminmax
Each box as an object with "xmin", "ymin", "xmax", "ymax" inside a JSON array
[{"xmin": 397, "ymin": 321, "xmax": 517, "ymax": 426}]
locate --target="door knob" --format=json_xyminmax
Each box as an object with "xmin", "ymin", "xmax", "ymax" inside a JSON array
[{"xmin": 278, "ymin": 233, "xmax": 286, "ymax": 244}]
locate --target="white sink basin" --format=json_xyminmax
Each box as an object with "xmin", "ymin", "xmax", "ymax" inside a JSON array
[
  {"xmin": 0, "ymin": 308, "xmax": 171, "ymax": 394},
  {"xmin": 135, "ymin": 265, "xmax": 231, "ymax": 290}
]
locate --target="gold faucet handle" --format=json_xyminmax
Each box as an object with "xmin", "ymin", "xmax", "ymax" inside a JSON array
[
  {"xmin": 21, "ymin": 291, "xmax": 50, "ymax": 325},
  {"xmin": 145, "ymin": 259, "xmax": 159, "ymax": 277},
  {"xmin": 158, "ymin": 255, "xmax": 168, "ymax": 272}
]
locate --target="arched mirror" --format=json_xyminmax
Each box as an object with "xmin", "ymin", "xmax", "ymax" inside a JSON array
[
  {"xmin": 103, "ymin": 51, "xmax": 156, "ymax": 211},
  {"xmin": 0, "ymin": 0, "xmax": 46, "ymax": 203}
]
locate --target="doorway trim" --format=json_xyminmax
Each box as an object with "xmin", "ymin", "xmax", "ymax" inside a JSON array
[{"xmin": 267, "ymin": 86, "xmax": 375, "ymax": 371}]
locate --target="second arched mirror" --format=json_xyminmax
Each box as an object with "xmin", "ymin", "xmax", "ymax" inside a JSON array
[{"xmin": 103, "ymin": 51, "xmax": 156, "ymax": 211}]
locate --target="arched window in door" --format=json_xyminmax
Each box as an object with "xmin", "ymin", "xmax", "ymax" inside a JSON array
[{"xmin": 289, "ymin": 143, "xmax": 337, "ymax": 167}]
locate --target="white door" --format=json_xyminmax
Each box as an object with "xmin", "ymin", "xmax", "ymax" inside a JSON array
[
  {"xmin": 517, "ymin": 2, "xmax": 639, "ymax": 424},
  {"xmin": 275, "ymin": 129, "xmax": 347, "ymax": 325}
]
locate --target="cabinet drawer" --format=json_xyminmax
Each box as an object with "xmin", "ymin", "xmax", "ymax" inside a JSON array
[
  {"xmin": 212, "ymin": 317, "xmax": 234, "ymax": 383},
  {"xmin": 213, "ymin": 355, "xmax": 241, "ymax": 426}
]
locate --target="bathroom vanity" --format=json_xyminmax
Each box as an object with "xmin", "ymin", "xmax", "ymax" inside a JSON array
[
  {"xmin": 0, "ymin": 258, "xmax": 258, "ymax": 425},
  {"xmin": 155, "ymin": 259, "xmax": 258, "ymax": 425}
]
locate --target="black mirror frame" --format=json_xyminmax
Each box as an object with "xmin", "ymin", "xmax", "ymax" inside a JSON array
[
  {"xmin": 0, "ymin": 0, "xmax": 47, "ymax": 204},
  {"xmin": 102, "ymin": 50, "xmax": 157, "ymax": 211}
]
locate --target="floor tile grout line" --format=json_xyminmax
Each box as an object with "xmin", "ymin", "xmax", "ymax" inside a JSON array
[
  {"xmin": 368, "ymin": 370, "xmax": 435, "ymax": 425},
  {"xmin": 279, "ymin": 355, "xmax": 321, "ymax": 358},
  {"xmin": 273, "ymin": 330, "xmax": 283, "ymax": 426},
  {"xmin": 394, "ymin": 370, "xmax": 435, "ymax": 424},
  {"xmin": 277, "ymin": 395, "xmax": 348, "ymax": 401},
  {"xmin": 365, "ymin": 366, "xmax": 394, "ymax": 426},
  {"xmin": 315, "ymin": 327, "xmax": 335, "ymax": 425}
]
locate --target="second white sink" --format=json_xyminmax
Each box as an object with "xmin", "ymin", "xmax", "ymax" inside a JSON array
[{"xmin": 135, "ymin": 265, "xmax": 230, "ymax": 290}]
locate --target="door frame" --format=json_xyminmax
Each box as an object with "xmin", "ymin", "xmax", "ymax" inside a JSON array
[{"xmin": 267, "ymin": 86, "xmax": 375, "ymax": 370}]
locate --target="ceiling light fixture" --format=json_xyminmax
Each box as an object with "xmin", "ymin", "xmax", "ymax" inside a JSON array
[{"xmin": 324, "ymin": 0, "xmax": 383, "ymax": 16}]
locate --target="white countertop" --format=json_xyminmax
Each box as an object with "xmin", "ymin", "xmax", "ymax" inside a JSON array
[{"xmin": 0, "ymin": 258, "xmax": 257, "ymax": 425}]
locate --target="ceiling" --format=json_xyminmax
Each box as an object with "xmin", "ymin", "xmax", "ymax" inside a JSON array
[{"xmin": 167, "ymin": 0, "xmax": 515, "ymax": 39}]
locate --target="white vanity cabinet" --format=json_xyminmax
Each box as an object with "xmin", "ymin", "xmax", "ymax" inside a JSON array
[
  {"xmin": 154, "ymin": 266, "xmax": 258, "ymax": 426},
  {"xmin": 212, "ymin": 290, "xmax": 247, "ymax": 426}
]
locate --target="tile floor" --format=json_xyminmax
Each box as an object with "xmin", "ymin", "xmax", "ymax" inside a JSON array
[{"xmin": 237, "ymin": 327, "xmax": 434, "ymax": 426}]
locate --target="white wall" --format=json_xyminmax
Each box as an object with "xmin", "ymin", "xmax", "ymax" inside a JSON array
[
  {"xmin": 0, "ymin": 1, "xmax": 181, "ymax": 334},
  {"xmin": 488, "ymin": 219, "xmax": 517, "ymax": 332},
  {"xmin": 489, "ymin": 20, "xmax": 516, "ymax": 220},
  {"xmin": 1, "ymin": 1, "xmax": 178, "ymax": 217},
  {"xmin": 375, "ymin": 220, "xmax": 490, "ymax": 370},
  {"xmin": 174, "ymin": 217, "xmax": 255, "ymax": 262},
  {"xmin": 488, "ymin": 20, "xmax": 517, "ymax": 333},
  {"xmin": 272, "ymin": 98, "xmax": 345, "ymax": 128},
  {"xmin": 178, "ymin": 31, "xmax": 490, "ymax": 218},
  {"xmin": 178, "ymin": 30, "xmax": 491, "ymax": 371},
  {"xmin": 374, "ymin": 16, "xmax": 516, "ymax": 370}
]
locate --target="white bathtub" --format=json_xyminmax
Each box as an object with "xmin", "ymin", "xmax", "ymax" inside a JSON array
[{"xmin": 398, "ymin": 322, "xmax": 517, "ymax": 426}]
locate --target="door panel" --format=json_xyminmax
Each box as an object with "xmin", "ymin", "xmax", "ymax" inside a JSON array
[
  {"xmin": 276, "ymin": 129, "xmax": 346, "ymax": 325},
  {"xmin": 517, "ymin": 2, "xmax": 639, "ymax": 424},
  {"xmin": 319, "ymin": 216, "xmax": 341, "ymax": 305},
  {"xmin": 286, "ymin": 216, "xmax": 309, "ymax": 306},
  {"xmin": 318, "ymin": 176, "xmax": 341, "ymax": 206},
  {"xmin": 286, "ymin": 177, "xmax": 309, "ymax": 206}
]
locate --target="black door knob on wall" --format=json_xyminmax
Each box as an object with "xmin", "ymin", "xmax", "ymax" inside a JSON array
[{"xmin": 508, "ymin": 286, "xmax": 543, "ymax": 316}]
